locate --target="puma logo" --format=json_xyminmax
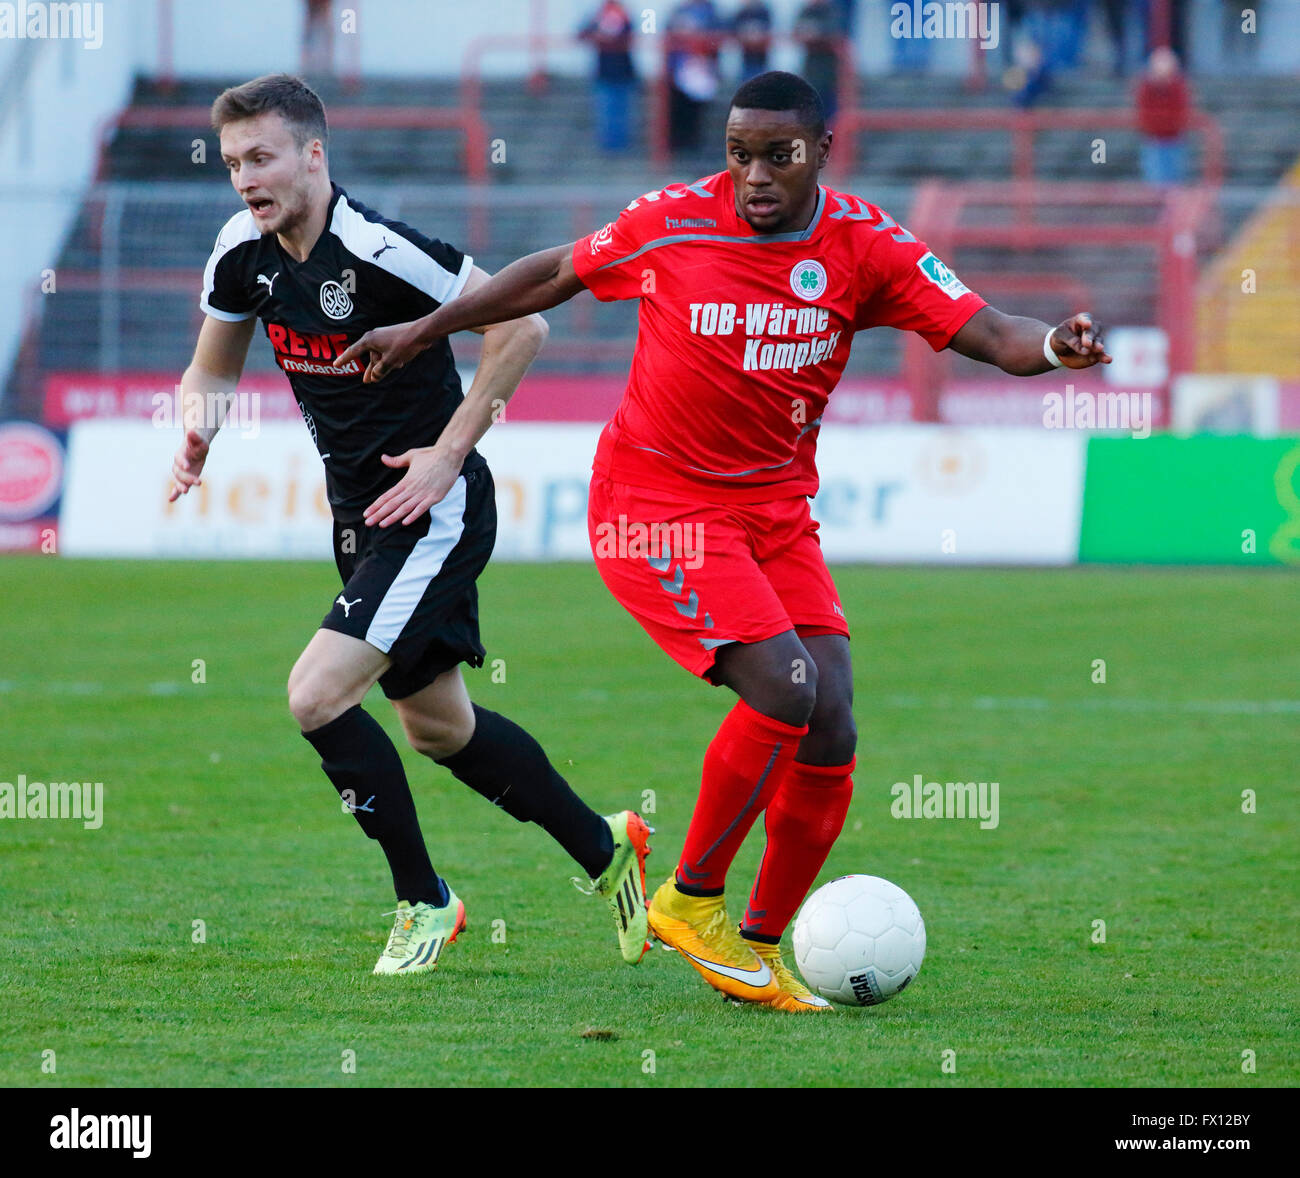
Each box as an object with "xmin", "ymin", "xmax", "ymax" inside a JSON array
[
  {"xmin": 256, "ymin": 272, "xmax": 279, "ymax": 296},
  {"xmin": 336, "ymin": 594, "xmax": 362, "ymax": 617},
  {"xmin": 372, "ymin": 236, "xmax": 396, "ymax": 260}
]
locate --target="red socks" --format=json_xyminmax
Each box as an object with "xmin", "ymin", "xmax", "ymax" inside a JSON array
[
  {"xmin": 741, "ymin": 757, "xmax": 855, "ymax": 940},
  {"xmin": 674, "ymin": 700, "xmax": 855, "ymax": 941},
  {"xmin": 676, "ymin": 699, "xmax": 808, "ymax": 893}
]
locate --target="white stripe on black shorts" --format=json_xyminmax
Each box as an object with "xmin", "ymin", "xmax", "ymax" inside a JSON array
[{"xmin": 321, "ymin": 464, "xmax": 497, "ymax": 700}]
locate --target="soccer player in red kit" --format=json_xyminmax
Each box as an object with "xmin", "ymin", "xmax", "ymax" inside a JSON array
[{"xmin": 337, "ymin": 71, "xmax": 1111, "ymax": 1012}]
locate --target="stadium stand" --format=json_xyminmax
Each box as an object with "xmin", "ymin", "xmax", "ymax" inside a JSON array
[{"xmin": 6, "ymin": 62, "xmax": 1299, "ymax": 422}]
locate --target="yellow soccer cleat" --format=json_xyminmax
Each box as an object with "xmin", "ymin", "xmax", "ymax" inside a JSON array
[
  {"xmin": 373, "ymin": 892, "xmax": 467, "ymax": 976},
  {"xmin": 748, "ymin": 940, "xmax": 833, "ymax": 1013},
  {"xmin": 592, "ymin": 811, "xmax": 654, "ymax": 964},
  {"xmin": 647, "ymin": 876, "xmax": 780, "ymax": 1004}
]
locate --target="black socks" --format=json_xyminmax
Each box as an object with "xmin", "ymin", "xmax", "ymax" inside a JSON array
[
  {"xmin": 436, "ymin": 705, "xmax": 614, "ymax": 879},
  {"xmin": 303, "ymin": 705, "xmax": 446, "ymax": 906}
]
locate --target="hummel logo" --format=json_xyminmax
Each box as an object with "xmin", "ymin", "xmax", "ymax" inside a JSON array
[
  {"xmin": 256, "ymin": 272, "xmax": 279, "ymax": 296},
  {"xmin": 336, "ymin": 594, "xmax": 362, "ymax": 617},
  {"xmin": 372, "ymin": 236, "xmax": 396, "ymax": 260}
]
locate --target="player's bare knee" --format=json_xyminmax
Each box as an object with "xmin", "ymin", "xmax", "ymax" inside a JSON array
[
  {"xmin": 789, "ymin": 658, "xmax": 820, "ymax": 721},
  {"xmin": 288, "ymin": 676, "xmax": 350, "ymax": 733},
  {"xmin": 405, "ymin": 718, "xmax": 470, "ymax": 761},
  {"xmin": 817, "ymin": 724, "xmax": 858, "ymax": 765},
  {"xmin": 754, "ymin": 676, "xmax": 817, "ymax": 727},
  {"xmin": 395, "ymin": 693, "xmax": 474, "ymax": 760},
  {"xmin": 818, "ymin": 703, "xmax": 856, "ymax": 746}
]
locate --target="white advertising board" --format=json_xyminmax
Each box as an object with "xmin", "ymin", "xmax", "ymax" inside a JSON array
[{"xmin": 61, "ymin": 422, "xmax": 1084, "ymax": 564}]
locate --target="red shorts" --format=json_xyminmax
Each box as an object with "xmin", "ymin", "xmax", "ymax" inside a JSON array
[{"xmin": 587, "ymin": 473, "xmax": 850, "ymax": 680}]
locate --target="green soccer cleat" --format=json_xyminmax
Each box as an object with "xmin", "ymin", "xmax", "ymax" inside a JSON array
[
  {"xmin": 592, "ymin": 811, "xmax": 654, "ymax": 964},
  {"xmin": 373, "ymin": 890, "xmax": 467, "ymax": 976}
]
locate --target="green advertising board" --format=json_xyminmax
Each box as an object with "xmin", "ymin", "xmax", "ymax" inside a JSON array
[{"xmin": 1080, "ymin": 436, "xmax": 1300, "ymax": 565}]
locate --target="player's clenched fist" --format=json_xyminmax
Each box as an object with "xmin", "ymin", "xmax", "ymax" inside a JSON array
[
  {"xmin": 334, "ymin": 320, "xmax": 431, "ymax": 383},
  {"xmin": 168, "ymin": 428, "xmax": 209, "ymax": 502},
  {"xmin": 1049, "ymin": 312, "xmax": 1112, "ymax": 369}
]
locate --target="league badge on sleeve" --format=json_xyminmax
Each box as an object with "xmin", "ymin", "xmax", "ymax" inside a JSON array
[{"xmin": 916, "ymin": 251, "xmax": 971, "ymax": 299}]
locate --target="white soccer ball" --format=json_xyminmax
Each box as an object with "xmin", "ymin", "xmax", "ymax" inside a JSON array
[{"xmin": 792, "ymin": 875, "xmax": 926, "ymax": 1006}]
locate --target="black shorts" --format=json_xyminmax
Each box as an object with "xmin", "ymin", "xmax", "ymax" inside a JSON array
[{"xmin": 321, "ymin": 464, "xmax": 496, "ymax": 700}]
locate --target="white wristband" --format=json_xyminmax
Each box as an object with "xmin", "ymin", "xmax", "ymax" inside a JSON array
[{"xmin": 1044, "ymin": 328, "xmax": 1064, "ymax": 369}]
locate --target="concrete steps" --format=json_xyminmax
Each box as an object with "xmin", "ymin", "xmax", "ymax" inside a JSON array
[{"xmin": 24, "ymin": 68, "xmax": 1300, "ymax": 389}]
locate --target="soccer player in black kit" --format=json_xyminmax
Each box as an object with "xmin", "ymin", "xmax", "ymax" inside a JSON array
[{"xmin": 168, "ymin": 75, "xmax": 651, "ymax": 975}]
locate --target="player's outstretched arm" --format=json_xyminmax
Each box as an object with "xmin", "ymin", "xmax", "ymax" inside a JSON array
[
  {"xmin": 363, "ymin": 267, "xmax": 550, "ymax": 528},
  {"xmin": 335, "ymin": 242, "xmax": 585, "ymax": 384},
  {"xmin": 948, "ymin": 306, "xmax": 1111, "ymax": 376},
  {"xmin": 168, "ymin": 315, "xmax": 256, "ymax": 501}
]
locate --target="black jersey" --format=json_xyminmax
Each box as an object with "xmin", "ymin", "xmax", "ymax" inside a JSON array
[{"xmin": 200, "ymin": 182, "xmax": 485, "ymax": 520}]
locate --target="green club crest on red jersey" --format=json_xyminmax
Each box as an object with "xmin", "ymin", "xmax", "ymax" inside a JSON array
[{"xmin": 790, "ymin": 259, "xmax": 827, "ymax": 301}]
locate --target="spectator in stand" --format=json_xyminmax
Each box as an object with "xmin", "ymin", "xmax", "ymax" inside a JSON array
[
  {"xmin": 1049, "ymin": 0, "xmax": 1090, "ymax": 71},
  {"xmin": 1007, "ymin": 23, "xmax": 1051, "ymax": 107},
  {"xmin": 302, "ymin": 0, "xmax": 332, "ymax": 75},
  {"xmin": 889, "ymin": 0, "xmax": 931, "ymax": 72},
  {"xmin": 1166, "ymin": 0, "xmax": 1192, "ymax": 66},
  {"xmin": 998, "ymin": 0, "xmax": 1027, "ymax": 71},
  {"xmin": 1135, "ymin": 46, "xmax": 1192, "ymax": 185},
  {"xmin": 794, "ymin": 0, "xmax": 846, "ymax": 124},
  {"xmin": 731, "ymin": 1, "xmax": 774, "ymax": 83},
  {"xmin": 1099, "ymin": 0, "xmax": 1129, "ymax": 77},
  {"xmin": 579, "ymin": 1, "xmax": 638, "ymax": 153},
  {"xmin": 666, "ymin": 0, "xmax": 723, "ymax": 152},
  {"xmin": 1123, "ymin": 0, "xmax": 1193, "ymax": 68},
  {"xmin": 1221, "ymin": 0, "xmax": 1262, "ymax": 66},
  {"xmin": 1023, "ymin": 0, "xmax": 1087, "ymax": 75}
]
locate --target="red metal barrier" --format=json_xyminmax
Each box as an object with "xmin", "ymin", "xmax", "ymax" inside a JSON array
[{"xmin": 904, "ymin": 180, "xmax": 1217, "ymax": 420}]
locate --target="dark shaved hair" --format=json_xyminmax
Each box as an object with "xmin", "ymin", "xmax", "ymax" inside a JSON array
[
  {"xmin": 729, "ymin": 70, "xmax": 826, "ymax": 138},
  {"xmin": 210, "ymin": 73, "xmax": 328, "ymax": 153}
]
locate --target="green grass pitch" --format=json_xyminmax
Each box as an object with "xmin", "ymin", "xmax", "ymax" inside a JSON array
[{"xmin": 1, "ymin": 556, "xmax": 1296, "ymax": 1088}]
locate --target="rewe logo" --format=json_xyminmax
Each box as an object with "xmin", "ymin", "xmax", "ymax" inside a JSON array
[{"xmin": 916, "ymin": 251, "xmax": 971, "ymax": 299}]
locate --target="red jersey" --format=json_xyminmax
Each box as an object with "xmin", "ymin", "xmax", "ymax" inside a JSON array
[{"xmin": 572, "ymin": 170, "xmax": 986, "ymax": 501}]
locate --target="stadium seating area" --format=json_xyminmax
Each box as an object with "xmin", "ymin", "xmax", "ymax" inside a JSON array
[{"xmin": 8, "ymin": 66, "xmax": 1300, "ymax": 417}]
